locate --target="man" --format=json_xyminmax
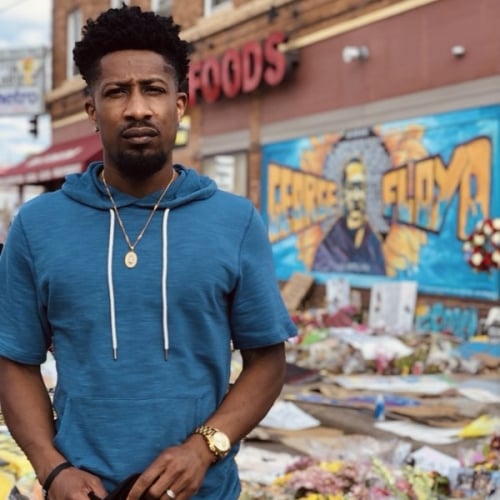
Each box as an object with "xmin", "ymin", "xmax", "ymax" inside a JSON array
[
  {"xmin": 0, "ymin": 6, "xmax": 296, "ymax": 500},
  {"xmin": 313, "ymin": 157, "xmax": 386, "ymax": 274}
]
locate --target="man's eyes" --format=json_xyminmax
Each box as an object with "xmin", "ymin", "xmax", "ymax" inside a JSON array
[
  {"xmin": 105, "ymin": 88, "xmax": 126, "ymax": 97},
  {"xmin": 105, "ymin": 86, "xmax": 166, "ymax": 96},
  {"xmin": 145, "ymin": 86, "xmax": 166, "ymax": 94}
]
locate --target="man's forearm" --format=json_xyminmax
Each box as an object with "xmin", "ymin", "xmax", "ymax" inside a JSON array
[
  {"xmin": 0, "ymin": 357, "xmax": 67, "ymax": 483},
  {"xmin": 181, "ymin": 342, "xmax": 285, "ymax": 469},
  {"xmin": 201, "ymin": 343, "xmax": 286, "ymax": 443}
]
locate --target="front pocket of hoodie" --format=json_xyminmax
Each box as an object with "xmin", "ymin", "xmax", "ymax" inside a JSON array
[{"xmin": 54, "ymin": 396, "xmax": 200, "ymax": 482}]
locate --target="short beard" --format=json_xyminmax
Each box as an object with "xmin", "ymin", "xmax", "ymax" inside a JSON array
[{"xmin": 114, "ymin": 149, "xmax": 168, "ymax": 181}]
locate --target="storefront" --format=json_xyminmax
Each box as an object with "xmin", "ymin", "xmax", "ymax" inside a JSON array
[
  {"xmin": 2, "ymin": 0, "xmax": 499, "ymax": 301},
  {"xmin": 186, "ymin": 0, "xmax": 500, "ymax": 300}
]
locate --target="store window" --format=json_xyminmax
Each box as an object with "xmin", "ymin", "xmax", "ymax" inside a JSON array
[
  {"xmin": 151, "ymin": 0, "xmax": 173, "ymax": 16},
  {"xmin": 66, "ymin": 9, "xmax": 82, "ymax": 80},
  {"xmin": 204, "ymin": 0, "xmax": 231, "ymax": 16},
  {"xmin": 202, "ymin": 153, "xmax": 248, "ymax": 197},
  {"xmin": 110, "ymin": 0, "xmax": 130, "ymax": 7}
]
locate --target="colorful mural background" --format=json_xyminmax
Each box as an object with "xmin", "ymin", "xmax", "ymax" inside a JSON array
[{"xmin": 261, "ymin": 104, "xmax": 500, "ymax": 300}]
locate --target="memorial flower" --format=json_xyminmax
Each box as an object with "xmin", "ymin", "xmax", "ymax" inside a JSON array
[{"xmin": 463, "ymin": 218, "xmax": 500, "ymax": 272}]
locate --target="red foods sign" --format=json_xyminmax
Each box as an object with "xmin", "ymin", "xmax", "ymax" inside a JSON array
[{"xmin": 188, "ymin": 32, "xmax": 289, "ymax": 105}]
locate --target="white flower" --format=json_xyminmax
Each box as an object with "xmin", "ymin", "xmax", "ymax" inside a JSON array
[
  {"xmin": 493, "ymin": 218, "xmax": 500, "ymax": 231},
  {"xmin": 492, "ymin": 231, "xmax": 500, "ymax": 247},
  {"xmin": 463, "ymin": 241, "xmax": 473, "ymax": 252},
  {"xmin": 471, "ymin": 252, "xmax": 483, "ymax": 267},
  {"xmin": 492, "ymin": 250, "xmax": 500, "ymax": 265},
  {"xmin": 473, "ymin": 234, "xmax": 486, "ymax": 247},
  {"xmin": 483, "ymin": 222, "xmax": 493, "ymax": 236}
]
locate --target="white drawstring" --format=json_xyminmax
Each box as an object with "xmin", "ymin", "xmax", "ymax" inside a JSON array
[
  {"xmin": 161, "ymin": 209, "xmax": 170, "ymax": 361},
  {"xmin": 107, "ymin": 209, "xmax": 118, "ymax": 360},
  {"xmin": 105, "ymin": 208, "xmax": 170, "ymax": 361}
]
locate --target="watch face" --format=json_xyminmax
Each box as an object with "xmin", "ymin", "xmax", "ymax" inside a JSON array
[{"xmin": 212, "ymin": 431, "xmax": 230, "ymax": 451}]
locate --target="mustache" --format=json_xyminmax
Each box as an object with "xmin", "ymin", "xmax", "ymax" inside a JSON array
[{"xmin": 120, "ymin": 121, "xmax": 159, "ymax": 135}]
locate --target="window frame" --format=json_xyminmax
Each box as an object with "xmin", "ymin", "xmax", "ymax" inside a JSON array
[
  {"xmin": 201, "ymin": 151, "xmax": 248, "ymax": 197},
  {"xmin": 110, "ymin": 0, "xmax": 130, "ymax": 8},
  {"xmin": 66, "ymin": 8, "xmax": 82, "ymax": 80},
  {"xmin": 150, "ymin": 0, "xmax": 173, "ymax": 16},
  {"xmin": 204, "ymin": 0, "xmax": 231, "ymax": 16}
]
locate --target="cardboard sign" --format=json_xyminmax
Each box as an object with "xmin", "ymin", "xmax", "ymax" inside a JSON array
[
  {"xmin": 325, "ymin": 278, "xmax": 351, "ymax": 313},
  {"xmin": 280, "ymin": 272, "xmax": 314, "ymax": 311},
  {"xmin": 368, "ymin": 281, "xmax": 418, "ymax": 334}
]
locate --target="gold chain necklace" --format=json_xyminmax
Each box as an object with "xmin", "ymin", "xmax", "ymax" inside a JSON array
[{"xmin": 101, "ymin": 169, "xmax": 177, "ymax": 268}]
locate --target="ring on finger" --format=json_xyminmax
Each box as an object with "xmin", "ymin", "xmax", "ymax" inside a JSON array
[{"xmin": 166, "ymin": 488, "xmax": 176, "ymax": 499}]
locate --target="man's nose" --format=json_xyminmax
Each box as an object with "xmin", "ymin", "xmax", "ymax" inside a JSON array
[{"xmin": 124, "ymin": 90, "xmax": 152, "ymax": 119}]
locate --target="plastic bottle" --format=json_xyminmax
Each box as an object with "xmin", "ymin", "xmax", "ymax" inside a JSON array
[{"xmin": 374, "ymin": 394, "xmax": 386, "ymax": 421}]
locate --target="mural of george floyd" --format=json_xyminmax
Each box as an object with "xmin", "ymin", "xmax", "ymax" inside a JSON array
[{"xmin": 262, "ymin": 103, "xmax": 500, "ymax": 301}]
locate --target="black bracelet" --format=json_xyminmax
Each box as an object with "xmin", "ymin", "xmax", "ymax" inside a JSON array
[{"xmin": 42, "ymin": 461, "xmax": 72, "ymax": 499}]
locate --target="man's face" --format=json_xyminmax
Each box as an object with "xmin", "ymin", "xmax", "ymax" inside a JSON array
[
  {"xmin": 85, "ymin": 50, "xmax": 187, "ymax": 180},
  {"xmin": 343, "ymin": 160, "xmax": 367, "ymax": 230}
]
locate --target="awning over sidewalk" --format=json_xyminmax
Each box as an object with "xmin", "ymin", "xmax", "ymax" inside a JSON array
[{"xmin": 0, "ymin": 134, "xmax": 102, "ymax": 185}]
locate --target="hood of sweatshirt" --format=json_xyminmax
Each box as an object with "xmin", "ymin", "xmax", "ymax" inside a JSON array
[
  {"xmin": 61, "ymin": 161, "xmax": 217, "ymax": 360},
  {"xmin": 62, "ymin": 161, "xmax": 217, "ymax": 210}
]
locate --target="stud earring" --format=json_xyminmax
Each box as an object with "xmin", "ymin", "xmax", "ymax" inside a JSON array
[{"xmin": 95, "ymin": 125, "xmax": 99, "ymax": 132}]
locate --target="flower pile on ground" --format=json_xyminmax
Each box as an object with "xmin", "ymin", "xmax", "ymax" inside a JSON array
[
  {"xmin": 286, "ymin": 316, "xmax": 494, "ymax": 376},
  {"xmin": 239, "ymin": 435, "xmax": 499, "ymax": 499},
  {"xmin": 257, "ymin": 455, "xmax": 448, "ymax": 499}
]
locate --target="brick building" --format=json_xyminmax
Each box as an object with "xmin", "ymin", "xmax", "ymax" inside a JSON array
[
  {"xmin": 6, "ymin": 0, "xmax": 500, "ymax": 200},
  {"xmin": 2, "ymin": 0, "xmax": 500, "ymax": 313}
]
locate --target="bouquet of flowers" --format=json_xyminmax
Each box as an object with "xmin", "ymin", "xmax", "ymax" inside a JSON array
[{"xmin": 463, "ymin": 218, "xmax": 500, "ymax": 272}]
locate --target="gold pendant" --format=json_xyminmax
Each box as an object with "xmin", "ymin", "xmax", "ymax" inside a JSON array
[{"xmin": 124, "ymin": 250, "xmax": 138, "ymax": 268}]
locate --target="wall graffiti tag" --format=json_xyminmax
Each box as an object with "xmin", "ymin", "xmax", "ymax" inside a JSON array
[
  {"xmin": 415, "ymin": 302, "xmax": 479, "ymax": 340},
  {"xmin": 261, "ymin": 105, "xmax": 500, "ymax": 299}
]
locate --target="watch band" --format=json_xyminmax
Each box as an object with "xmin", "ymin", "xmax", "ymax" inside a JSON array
[
  {"xmin": 194, "ymin": 425, "xmax": 230, "ymax": 459},
  {"xmin": 195, "ymin": 424, "xmax": 216, "ymax": 438}
]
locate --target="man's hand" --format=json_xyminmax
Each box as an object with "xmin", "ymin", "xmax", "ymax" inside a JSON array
[
  {"xmin": 126, "ymin": 437, "xmax": 213, "ymax": 500},
  {"xmin": 46, "ymin": 467, "xmax": 108, "ymax": 500}
]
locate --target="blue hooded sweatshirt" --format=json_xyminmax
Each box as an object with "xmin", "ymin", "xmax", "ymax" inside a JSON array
[{"xmin": 0, "ymin": 162, "xmax": 297, "ymax": 498}]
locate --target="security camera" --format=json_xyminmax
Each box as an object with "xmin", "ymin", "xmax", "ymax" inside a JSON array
[
  {"xmin": 451, "ymin": 45, "xmax": 466, "ymax": 58},
  {"xmin": 342, "ymin": 45, "xmax": 369, "ymax": 63}
]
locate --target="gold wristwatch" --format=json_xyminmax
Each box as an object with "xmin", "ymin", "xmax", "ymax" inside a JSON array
[{"xmin": 194, "ymin": 425, "xmax": 231, "ymax": 460}]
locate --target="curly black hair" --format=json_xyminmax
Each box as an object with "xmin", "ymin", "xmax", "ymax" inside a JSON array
[{"xmin": 73, "ymin": 4, "xmax": 190, "ymax": 91}]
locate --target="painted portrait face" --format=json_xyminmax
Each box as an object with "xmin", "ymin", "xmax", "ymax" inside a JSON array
[
  {"xmin": 85, "ymin": 50, "xmax": 187, "ymax": 180},
  {"xmin": 343, "ymin": 158, "xmax": 367, "ymax": 230}
]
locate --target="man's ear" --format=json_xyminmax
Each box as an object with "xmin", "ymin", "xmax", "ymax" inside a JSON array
[
  {"xmin": 85, "ymin": 97, "xmax": 97, "ymax": 130},
  {"xmin": 85, "ymin": 97, "xmax": 96, "ymax": 122},
  {"xmin": 176, "ymin": 92, "xmax": 188, "ymax": 123}
]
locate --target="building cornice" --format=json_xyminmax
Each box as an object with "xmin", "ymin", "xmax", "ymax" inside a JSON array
[
  {"xmin": 280, "ymin": 0, "xmax": 439, "ymax": 51},
  {"xmin": 46, "ymin": 75, "xmax": 86, "ymax": 104},
  {"xmin": 52, "ymin": 111, "xmax": 88, "ymax": 129},
  {"xmin": 181, "ymin": 0, "xmax": 295, "ymax": 42},
  {"xmin": 181, "ymin": 0, "xmax": 439, "ymax": 48}
]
